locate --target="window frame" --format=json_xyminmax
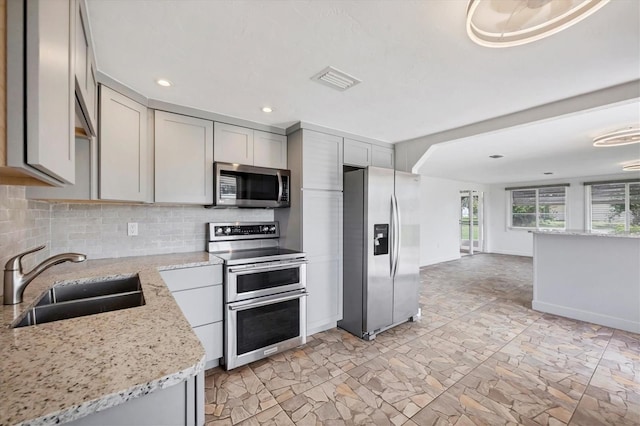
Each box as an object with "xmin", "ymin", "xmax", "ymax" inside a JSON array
[
  {"xmin": 507, "ymin": 186, "xmax": 568, "ymax": 230},
  {"xmin": 586, "ymin": 181, "xmax": 639, "ymax": 233}
]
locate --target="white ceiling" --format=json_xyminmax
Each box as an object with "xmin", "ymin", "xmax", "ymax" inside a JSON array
[
  {"xmin": 85, "ymin": 0, "xmax": 640, "ymax": 183},
  {"xmin": 417, "ymin": 101, "xmax": 640, "ymax": 183}
]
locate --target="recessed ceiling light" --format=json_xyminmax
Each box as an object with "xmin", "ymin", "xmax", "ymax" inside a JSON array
[
  {"xmin": 489, "ymin": 154, "xmax": 504, "ymax": 159},
  {"xmin": 262, "ymin": 107, "xmax": 273, "ymax": 113},
  {"xmin": 543, "ymin": 172, "xmax": 554, "ymax": 175},
  {"xmin": 466, "ymin": 0, "xmax": 610, "ymax": 48},
  {"xmin": 156, "ymin": 79, "xmax": 172, "ymax": 87},
  {"xmin": 622, "ymin": 160, "xmax": 640, "ymax": 172},
  {"xmin": 593, "ymin": 127, "xmax": 640, "ymax": 147}
]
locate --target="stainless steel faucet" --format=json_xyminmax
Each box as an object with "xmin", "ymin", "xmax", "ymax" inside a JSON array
[{"xmin": 3, "ymin": 245, "xmax": 87, "ymax": 305}]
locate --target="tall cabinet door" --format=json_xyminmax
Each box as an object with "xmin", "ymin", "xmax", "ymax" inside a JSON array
[
  {"xmin": 25, "ymin": 0, "xmax": 75, "ymax": 184},
  {"xmin": 302, "ymin": 190, "xmax": 343, "ymax": 334},
  {"xmin": 155, "ymin": 111, "xmax": 213, "ymax": 204},
  {"xmin": 392, "ymin": 171, "xmax": 421, "ymax": 323},
  {"xmin": 99, "ymin": 85, "xmax": 149, "ymax": 202},
  {"xmin": 301, "ymin": 130, "xmax": 342, "ymax": 191}
]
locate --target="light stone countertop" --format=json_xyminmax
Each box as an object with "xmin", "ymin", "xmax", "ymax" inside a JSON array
[
  {"xmin": 530, "ymin": 229, "xmax": 640, "ymax": 238},
  {"xmin": 0, "ymin": 251, "xmax": 224, "ymax": 426}
]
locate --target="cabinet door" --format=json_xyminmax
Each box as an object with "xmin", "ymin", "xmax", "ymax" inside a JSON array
[
  {"xmin": 74, "ymin": 0, "xmax": 96, "ymax": 135},
  {"xmin": 99, "ymin": 85, "xmax": 149, "ymax": 202},
  {"xmin": 302, "ymin": 190, "xmax": 343, "ymax": 333},
  {"xmin": 213, "ymin": 122, "xmax": 254, "ymax": 165},
  {"xmin": 301, "ymin": 130, "xmax": 343, "ymax": 190},
  {"xmin": 155, "ymin": 111, "xmax": 213, "ymax": 204},
  {"xmin": 253, "ymin": 130, "xmax": 287, "ymax": 169},
  {"xmin": 371, "ymin": 146, "xmax": 395, "ymax": 169},
  {"xmin": 25, "ymin": 0, "xmax": 75, "ymax": 184},
  {"xmin": 343, "ymin": 138, "xmax": 371, "ymax": 167}
]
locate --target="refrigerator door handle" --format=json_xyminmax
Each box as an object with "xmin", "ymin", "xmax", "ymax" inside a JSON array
[
  {"xmin": 391, "ymin": 194, "xmax": 400, "ymax": 277},
  {"xmin": 390, "ymin": 195, "xmax": 395, "ymax": 277}
]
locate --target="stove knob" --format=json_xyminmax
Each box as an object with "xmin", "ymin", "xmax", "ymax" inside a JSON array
[
  {"xmin": 270, "ymin": 226, "xmax": 276, "ymax": 232},
  {"xmin": 262, "ymin": 226, "xmax": 270, "ymax": 232},
  {"xmin": 215, "ymin": 227, "xmax": 223, "ymax": 234},
  {"xmin": 225, "ymin": 227, "xmax": 231, "ymax": 234}
]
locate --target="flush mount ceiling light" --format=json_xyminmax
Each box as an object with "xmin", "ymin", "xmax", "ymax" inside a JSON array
[
  {"xmin": 622, "ymin": 160, "xmax": 640, "ymax": 172},
  {"xmin": 466, "ymin": 0, "xmax": 610, "ymax": 48},
  {"xmin": 543, "ymin": 172, "xmax": 554, "ymax": 175},
  {"xmin": 156, "ymin": 79, "xmax": 172, "ymax": 87},
  {"xmin": 261, "ymin": 106, "xmax": 273, "ymax": 113},
  {"xmin": 593, "ymin": 127, "xmax": 640, "ymax": 147},
  {"xmin": 489, "ymin": 154, "xmax": 504, "ymax": 159}
]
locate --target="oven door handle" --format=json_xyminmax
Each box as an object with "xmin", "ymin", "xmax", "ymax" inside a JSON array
[
  {"xmin": 228, "ymin": 290, "xmax": 308, "ymax": 311},
  {"xmin": 227, "ymin": 260, "xmax": 307, "ymax": 273}
]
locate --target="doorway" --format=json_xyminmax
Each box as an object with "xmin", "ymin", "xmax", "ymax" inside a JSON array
[{"xmin": 460, "ymin": 190, "xmax": 484, "ymax": 255}]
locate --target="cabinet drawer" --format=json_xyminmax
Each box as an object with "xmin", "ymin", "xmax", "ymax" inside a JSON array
[
  {"xmin": 160, "ymin": 265, "xmax": 222, "ymax": 292},
  {"xmin": 193, "ymin": 322, "xmax": 223, "ymax": 362},
  {"xmin": 172, "ymin": 286, "xmax": 223, "ymax": 327}
]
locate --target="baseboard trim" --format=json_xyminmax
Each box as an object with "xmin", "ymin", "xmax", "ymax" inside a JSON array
[
  {"xmin": 420, "ymin": 254, "xmax": 461, "ymax": 266},
  {"xmin": 532, "ymin": 300, "xmax": 640, "ymax": 333}
]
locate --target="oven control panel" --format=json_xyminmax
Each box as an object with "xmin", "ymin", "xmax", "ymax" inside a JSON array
[{"xmin": 208, "ymin": 222, "xmax": 280, "ymax": 241}]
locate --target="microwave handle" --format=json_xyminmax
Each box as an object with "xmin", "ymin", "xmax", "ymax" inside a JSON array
[{"xmin": 277, "ymin": 172, "xmax": 283, "ymax": 202}]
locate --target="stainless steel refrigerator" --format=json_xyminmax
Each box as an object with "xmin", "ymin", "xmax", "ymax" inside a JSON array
[{"xmin": 339, "ymin": 166, "xmax": 421, "ymax": 340}]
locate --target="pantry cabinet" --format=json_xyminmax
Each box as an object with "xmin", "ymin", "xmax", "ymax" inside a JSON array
[
  {"xmin": 154, "ymin": 111, "xmax": 213, "ymax": 204},
  {"xmin": 214, "ymin": 122, "xmax": 287, "ymax": 169},
  {"xmin": 99, "ymin": 85, "xmax": 150, "ymax": 202},
  {"xmin": 275, "ymin": 129, "xmax": 343, "ymax": 335}
]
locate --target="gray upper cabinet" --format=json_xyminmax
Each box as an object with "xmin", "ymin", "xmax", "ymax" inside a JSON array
[
  {"xmin": 155, "ymin": 111, "xmax": 213, "ymax": 204},
  {"xmin": 214, "ymin": 123, "xmax": 287, "ymax": 169},
  {"xmin": 19, "ymin": 0, "xmax": 76, "ymax": 184},
  {"xmin": 99, "ymin": 85, "xmax": 149, "ymax": 202},
  {"xmin": 301, "ymin": 130, "xmax": 343, "ymax": 191},
  {"xmin": 372, "ymin": 145, "xmax": 395, "ymax": 169},
  {"xmin": 343, "ymin": 138, "xmax": 372, "ymax": 167},
  {"xmin": 254, "ymin": 130, "xmax": 287, "ymax": 169},
  {"xmin": 74, "ymin": 0, "xmax": 97, "ymax": 136},
  {"xmin": 213, "ymin": 122, "xmax": 253, "ymax": 165}
]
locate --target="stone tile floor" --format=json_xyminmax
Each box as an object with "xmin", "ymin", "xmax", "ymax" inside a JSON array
[{"xmin": 204, "ymin": 254, "xmax": 640, "ymax": 425}]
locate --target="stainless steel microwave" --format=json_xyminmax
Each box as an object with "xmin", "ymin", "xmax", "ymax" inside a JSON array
[{"xmin": 209, "ymin": 162, "xmax": 290, "ymax": 208}]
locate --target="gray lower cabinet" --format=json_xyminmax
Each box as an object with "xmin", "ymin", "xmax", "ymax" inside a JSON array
[
  {"xmin": 160, "ymin": 265, "xmax": 223, "ymax": 369},
  {"xmin": 154, "ymin": 111, "xmax": 214, "ymax": 204},
  {"xmin": 68, "ymin": 372, "xmax": 204, "ymax": 426},
  {"xmin": 99, "ymin": 85, "xmax": 150, "ymax": 202}
]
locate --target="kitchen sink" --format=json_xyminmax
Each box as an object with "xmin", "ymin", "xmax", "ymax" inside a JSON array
[{"xmin": 13, "ymin": 276, "xmax": 145, "ymax": 328}]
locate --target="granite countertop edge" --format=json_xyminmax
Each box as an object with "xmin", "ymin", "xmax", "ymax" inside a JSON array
[
  {"xmin": 1, "ymin": 251, "xmax": 223, "ymax": 426},
  {"xmin": 530, "ymin": 229, "xmax": 640, "ymax": 238}
]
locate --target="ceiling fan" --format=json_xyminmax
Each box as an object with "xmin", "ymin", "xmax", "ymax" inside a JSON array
[{"xmin": 466, "ymin": 0, "xmax": 610, "ymax": 48}]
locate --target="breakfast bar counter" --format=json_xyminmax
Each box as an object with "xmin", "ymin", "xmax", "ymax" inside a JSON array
[
  {"xmin": 0, "ymin": 252, "xmax": 223, "ymax": 425},
  {"xmin": 532, "ymin": 229, "xmax": 640, "ymax": 333}
]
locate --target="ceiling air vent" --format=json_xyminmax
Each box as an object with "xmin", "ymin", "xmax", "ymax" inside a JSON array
[{"xmin": 311, "ymin": 66, "xmax": 361, "ymax": 91}]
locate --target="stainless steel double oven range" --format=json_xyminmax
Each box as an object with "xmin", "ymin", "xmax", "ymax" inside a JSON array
[{"xmin": 207, "ymin": 222, "xmax": 307, "ymax": 370}]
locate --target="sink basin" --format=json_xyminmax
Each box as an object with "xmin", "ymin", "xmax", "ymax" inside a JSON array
[{"xmin": 13, "ymin": 276, "xmax": 145, "ymax": 328}]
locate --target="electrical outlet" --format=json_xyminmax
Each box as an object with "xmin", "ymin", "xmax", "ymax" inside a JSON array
[{"xmin": 127, "ymin": 222, "xmax": 138, "ymax": 236}]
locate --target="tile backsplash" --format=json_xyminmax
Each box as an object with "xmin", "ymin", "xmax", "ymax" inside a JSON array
[
  {"xmin": 49, "ymin": 203, "xmax": 272, "ymax": 259},
  {"xmin": 0, "ymin": 185, "xmax": 273, "ymax": 295}
]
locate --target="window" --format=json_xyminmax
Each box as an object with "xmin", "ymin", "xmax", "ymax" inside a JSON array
[
  {"xmin": 510, "ymin": 186, "xmax": 567, "ymax": 229},
  {"xmin": 588, "ymin": 181, "xmax": 640, "ymax": 233}
]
